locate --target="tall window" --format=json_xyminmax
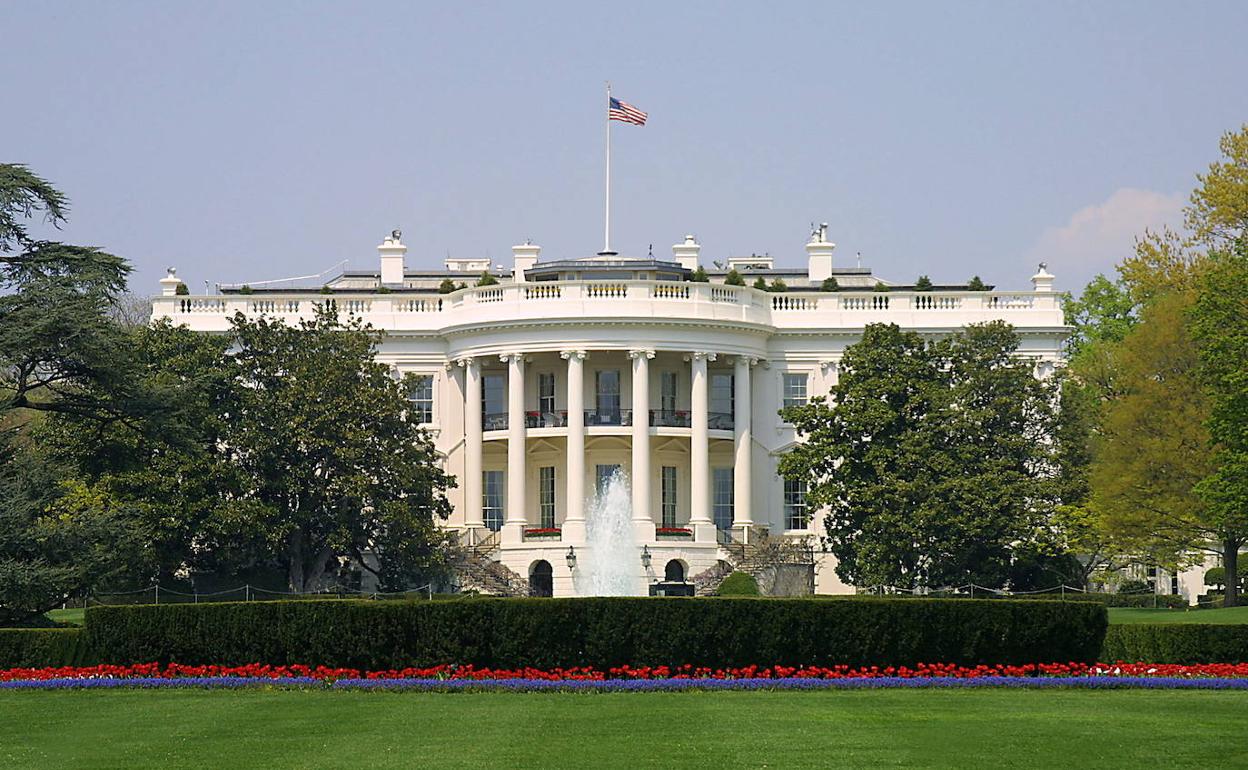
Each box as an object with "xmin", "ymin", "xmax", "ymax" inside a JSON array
[
  {"xmin": 661, "ymin": 466, "xmax": 678, "ymax": 527},
  {"xmin": 539, "ymin": 466, "xmax": 556, "ymax": 528},
  {"xmin": 784, "ymin": 478, "xmax": 808, "ymax": 530},
  {"xmin": 596, "ymin": 464, "xmax": 622, "ymax": 496},
  {"xmin": 596, "ymin": 370, "xmax": 620, "ymax": 418},
  {"xmin": 538, "ymin": 372, "xmax": 556, "ymax": 414},
  {"xmin": 482, "ymin": 373, "xmax": 506, "ymax": 429},
  {"xmin": 660, "ymin": 371, "xmax": 678, "ymax": 412},
  {"xmin": 783, "ymin": 373, "xmax": 808, "ymax": 409},
  {"xmin": 712, "ymin": 467, "xmax": 734, "ymax": 530},
  {"xmin": 408, "ymin": 374, "xmax": 434, "ymax": 424},
  {"xmin": 710, "ymin": 373, "xmax": 734, "ymax": 415},
  {"xmin": 483, "ymin": 470, "xmax": 504, "ymax": 531}
]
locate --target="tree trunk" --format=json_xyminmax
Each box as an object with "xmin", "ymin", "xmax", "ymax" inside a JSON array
[{"xmin": 1225, "ymin": 540, "xmax": 1239, "ymax": 608}]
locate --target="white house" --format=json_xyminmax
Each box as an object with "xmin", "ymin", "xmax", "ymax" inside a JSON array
[{"xmin": 152, "ymin": 226, "xmax": 1068, "ymax": 597}]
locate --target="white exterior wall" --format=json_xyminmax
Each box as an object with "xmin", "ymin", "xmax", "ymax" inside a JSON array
[{"xmin": 155, "ymin": 268, "xmax": 1067, "ymax": 595}]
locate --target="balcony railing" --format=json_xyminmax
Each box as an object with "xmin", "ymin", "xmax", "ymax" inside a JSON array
[
  {"xmin": 708, "ymin": 412, "xmax": 734, "ymax": 431},
  {"xmin": 585, "ymin": 409, "xmax": 632, "ymax": 426},
  {"xmin": 490, "ymin": 409, "xmax": 732, "ymax": 431},
  {"xmin": 483, "ymin": 412, "xmax": 508, "ymax": 431},
  {"xmin": 650, "ymin": 409, "xmax": 691, "ymax": 427},
  {"xmin": 526, "ymin": 411, "xmax": 568, "ymax": 428}
]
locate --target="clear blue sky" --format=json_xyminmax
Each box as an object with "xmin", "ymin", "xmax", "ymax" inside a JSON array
[{"xmin": 3, "ymin": 1, "xmax": 1245, "ymax": 295}]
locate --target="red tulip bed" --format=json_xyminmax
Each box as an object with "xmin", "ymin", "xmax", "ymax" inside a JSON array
[{"xmin": 4, "ymin": 661, "xmax": 1248, "ymax": 691}]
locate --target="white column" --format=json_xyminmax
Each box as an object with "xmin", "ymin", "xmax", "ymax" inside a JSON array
[
  {"xmin": 459, "ymin": 358, "xmax": 483, "ymax": 531},
  {"xmin": 561, "ymin": 350, "xmax": 587, "ymax": 543},
  {"xmin": 689, "ymin": 352, "xmax": 716, "ymax": 541},
  {"xmin": 733, "ymin": 356, "xmax": 755, "ymax": 528},
  {"xmin": 630, "ymin": 349, "xmax": 655, "ymax": 540},
  {"xmin": 503, "ymin": 353, "xmax": 526, "ymax": 543}
]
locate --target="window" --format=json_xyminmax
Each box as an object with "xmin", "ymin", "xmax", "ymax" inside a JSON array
[
  {"xmin": 710, "ymin": 373, "xmax": 734, "ymax": 415},
  {"xmin": 408, "ymin": 374, "xmax": 434, "ymax": 424},
  {"xmin": 784, "ymin": 478, "xmax": 808, "ymax": 530},
  {"xmin": 712, "ymin": 467, "xmax": 734, "ymax": 530},
  {"xmin": 596, "ymin": 464, "xmax": 622, "ymax": 496},
  {"xmin": 783, "ymin": 373, "xmax": 808, "ymax": 409},
  {"xmin": 538, "ymin": 372, "xmax": 556, "ymax": 414},
  {"xmin": 482, "ymin": 373, "xmax": 506, "ymax": 429},
  {"xmin": 483, "ymin": 470, "xmax": 504, "ymax": 531},
  {"xmin": 595, "ymin": 370, "xmax": 620, "ymax": 419},
  {"xmin": 660, "ymin": 371, "xmax": 678, "ymax": 412},
  {"xmin": 539, "ymin": 466, "xmax": 556, "ymax": 529},
  {"xmin": 661, "ymin": 466, "xmax": 678, "ymax": 527}
]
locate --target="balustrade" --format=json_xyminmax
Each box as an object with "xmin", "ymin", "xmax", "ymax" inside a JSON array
[
  {"xmin": 912, "ymin": 294, "xmax": 961, "ymax": 310},
  {"xmin": 771, "ymin": 295, "xmax": 815, "ymax": 311},
  {"xmin": 652, "ymin": 283, "xmax": 690, "ymax": 299},
  {"xmin": 585, "ymin": 282, "xmax": 628, "ymax": 298}
]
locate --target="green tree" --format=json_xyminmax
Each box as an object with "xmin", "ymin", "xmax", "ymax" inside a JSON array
[
  {"xmin": 690, "ymin": 265, "xmax": 709, "ymax": 282},
  {"xmin": 1187, "ymin": 125, "xmax": 1248, "ymax": 245},
  {"xmin": 914, "ymin": 275, "xmax": 933, "ymax": 291},
  {"xmin": 769, "ymin": 278, "xmax": 787, "ymax": 293},
  {"xmin": 820, "ymin": 276, "xmax": 839, "ymax": 292},
  {"xmin": 1189, "ymin": 239, "xmax": 1248, "ymax": 605},
  {"xmin": 724, "ymin": 269, "xmax": 745, "ymax": 286},
  {"xmin": 967, "ymin": 276, "xmax": 987, "ymax": 291},
  {"xmin": 221, "ymin": 308, "xmax": 455, "ymax": 591},
  {"xmin": 752, "ymin": 276, "xmax": 768, "ymax": 291},
  {"xmin": 437, "ymin": 278, "xmax": 458, "ymax": 294},
  {"xmin": 476, "ymin": 272, "xmax": 498, "ymax": 287},
  {"xmin": 780, "ymin": 322, "xmax": 1056, "ymax": 588}
]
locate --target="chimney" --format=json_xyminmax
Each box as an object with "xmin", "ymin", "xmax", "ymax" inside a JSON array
[
  {"xmin": 378, "ymin": 230, "xmax": 407, "ymax": 286},
  {"xmin": 1031, "ymin": 262, "xmax": 1055, "ymax": 293},
  {"xmin": 672, "ymin": 234, "xmax": 700, "ymax": 271},
  {"xmin": 805, "ymin": 223, "xmax": 835, "ymax": 283},
  {"xmin": 512, "ymin": 241, "xmax": 540, "ymax": 282},
  {"xmin": 159, "ymin": 267, "xmax": 184, "ymax": 296}
]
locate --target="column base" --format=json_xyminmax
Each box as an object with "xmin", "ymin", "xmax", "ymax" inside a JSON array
[
  {"xmin": 692, "ymin": 522, "xmax": 718, "ymax": 544},
  {"xmin": 501, "ymin": 522, "xmax": 525, "ymax": 545},
  {"xmin": 561, "ymin": 519, "xmax": 586, "ymax": 545},
  {"xmin": 632, "ymin": 520, "xmax": 655, "ymax": 543}
]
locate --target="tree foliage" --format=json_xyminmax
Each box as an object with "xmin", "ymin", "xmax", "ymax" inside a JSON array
[
  {"xmin": 1187, "ymin": 124, "xmax": 1248, "ymax": 245},
  {"xmin": 780, "ymin": 322, "xmax": 1057, "ymax": 589}
]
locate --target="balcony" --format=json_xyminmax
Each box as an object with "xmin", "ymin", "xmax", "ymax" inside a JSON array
[
  {"xmin": 483, "ymin": 412, "xmax": 508, "ymax": 431},
  {"xmin": 650, "ymin": 409, "xmax": 691, "ymax": 428},
  {"xmin": 585, "ymin": 409, "xmax": 632, "ymax": 426},
  {"xmin": 526, "ymin": 411, "xmax": 569, "ymax": 428},
  {"xmin": 491, "ymin": 409, "xmax": 733, "ymax": 431}
]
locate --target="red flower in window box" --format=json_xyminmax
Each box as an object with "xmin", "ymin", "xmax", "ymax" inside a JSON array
[
  {"xmin": 655, "ymin": 527, "xmax": 693, "ymax": 536},
  {"xmin": 524, "ymin": 527, "xmax": 562, "ymax": 537}
]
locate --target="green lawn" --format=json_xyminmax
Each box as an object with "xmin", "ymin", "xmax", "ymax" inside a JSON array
[
  {"xmin": 1108, "ymin": 605, "xmax": 1248, "ymax": 625},
  {"xmin": 45, "ymin": 607, "xmax": 85, "ymax": 626},
  {"xmin": 1, "ymin": 689, "xmax": 1245, "ymax": 768}
]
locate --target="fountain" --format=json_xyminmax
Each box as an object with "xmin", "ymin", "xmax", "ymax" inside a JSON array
[{"xmin": 580, "ymin": 468, "xmax": 640, "ymax": 596}]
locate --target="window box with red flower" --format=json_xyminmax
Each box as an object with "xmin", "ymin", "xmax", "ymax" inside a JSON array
[
  {"xmin": 655, "ymin": 526, "xmax": 693, "ymax": 539},
  {"xmin": 523, "ymin": 527, "xmax": 562, "ymax": 540}
]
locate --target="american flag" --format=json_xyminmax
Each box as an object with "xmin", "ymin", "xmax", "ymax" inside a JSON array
[{"xmin": 608, "ymin": 97, "xmax": 647, "ymax": 125}]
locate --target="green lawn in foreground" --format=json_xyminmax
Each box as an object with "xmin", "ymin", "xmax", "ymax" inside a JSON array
[
  {"xmin": 1108, "ymin": 605, "xmax": 1248, "ymax": 624},
  {"xmin": 1, "ymin": 689, "xmax": 1244, "ymax": 769},
  {"xmin": 45, "ymin": 607, "xmax": 85, "ymax": 626}
]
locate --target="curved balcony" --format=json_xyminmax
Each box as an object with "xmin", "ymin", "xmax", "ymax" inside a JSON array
[{"xmin": 483, "ymin": 409, "xmax": 736, "ymax": 435}]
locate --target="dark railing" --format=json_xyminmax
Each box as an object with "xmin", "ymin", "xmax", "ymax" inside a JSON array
[
  {"xmin": 483, "ymin": 412, "xmax": 508, "ymax": 431},
  {"xmin": 708, "ymin": 412, "xmax": 734, "ymax": 431},
  {"xmin": 584, "ymin": 409, "xmax": 633, "ymax": 426},
  {"xmin": 526, "ymin": 411, "xmax": 568, "ymax": 428},
  {"xmin": 650, "ymin": 409, "xmax": 691, "ymax": 427}
]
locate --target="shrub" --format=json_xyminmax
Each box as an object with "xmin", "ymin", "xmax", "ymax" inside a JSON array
[
  {"xmin": 1117, "ymin": 579, "xmax": 1153, "ymax": 595},
  {"xmin": 1043, "ymin": 593, "xmax": 1187, "ymax": 609},
  {"xmin": 820, "ymin": 276, "xmax": 839, "ymax": 292},
  {"xmin": 967, "ymin": 276, "xmax": 987, "ymax": 291},
  {"xmin": 689, "ymin": 266, "xmax": 709, "ymax": 283},
  {"xmin": 319, "ymin": 285, "xmax": 332, "ymax": 295},
  {"xmin": 0, "ymin": 629, "xmax": 92, "ymax": 668},
  {"xmin": 238, "ymin": 285, "xmax": 254, "ymax": 295},
  {"xmin": 1102, "ymin": 624, "xmax": 1248, "ymax": 664},
  {"xmin": 752, "ymin": 276, "xmax": 769, "ymax": 291},
  {"xmin": 438, "ymin": 278, "xmax": 458, "ymax": 294},
  {"xmin": 914, "ymin": 275, "xmax": 933, "ymax": 291},
  {"xmin": 476, "ymin": 272, "xmax": 498, "ymax": 287},
  {"xmin": 724, "ymin": 269, "xmax": 745, "ymax": 287},
  {"xmin": 174, "ymin": 282, "xmax": 189, "ymax": 296},
  {"xmin": 84, "ymin": 598, "xmax": 1107, "ymax": 669},
  {"xmin": 769, "ymin": 278, "xmax": 787, "ymax": 293},
  {"xmin": 873, "ymin": 282, "xmax": 889, "ymax": 292},
  {"xmin": 718, "ymin": 572, "xmax": 759, "ymax": 596}
]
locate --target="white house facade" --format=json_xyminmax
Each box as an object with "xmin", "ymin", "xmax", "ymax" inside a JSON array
[{"xmin": 151, "ymin": 227, "xmax": 1068, "ymax": 597}]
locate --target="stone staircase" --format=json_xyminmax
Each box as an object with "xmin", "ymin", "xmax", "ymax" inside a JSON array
[
  {"xmin": 451, "ymin": 530, "xmax": 530, "ymax": 597},
  {"xmin": 692, "ymin": 528, "xmax": 816, "ymax": 596}
]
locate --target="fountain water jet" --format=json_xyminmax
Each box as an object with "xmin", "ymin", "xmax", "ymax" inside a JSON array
[{"xmin": 580, "ymin": 468, "xmax": 640, "ymax": 596}]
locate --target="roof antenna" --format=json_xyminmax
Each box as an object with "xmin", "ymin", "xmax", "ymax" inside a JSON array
[
  {"xmin": 648, "ymin": 243, "xmax": 653, "ymax": 257},
  {"xmin": 856, "ymin": 251, "xmax": 862, "ymax": 268}
]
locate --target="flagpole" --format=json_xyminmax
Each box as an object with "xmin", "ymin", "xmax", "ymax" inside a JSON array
[{"xmin": 603, "ymin": 81, "xmax": 612, "ymax": 254}]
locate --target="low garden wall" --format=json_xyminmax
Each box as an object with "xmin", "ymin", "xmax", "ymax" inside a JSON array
[{"xmin": 75, "ymin": 597, "xmax": 1106, "ymax": 669}]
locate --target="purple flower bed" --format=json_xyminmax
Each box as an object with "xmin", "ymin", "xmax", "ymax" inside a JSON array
[{"xmin": 0, "ymin": 676, "xmax": 318, "ymax": 690}]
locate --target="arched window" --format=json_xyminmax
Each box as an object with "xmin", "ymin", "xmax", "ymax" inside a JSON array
[
  {"xmin": 664, "ymin": 559, "xmax": 686, "ymax": 583},
  {"xmin": 529, "ymin": 560, "xmax": 553, "ymax": 597}
]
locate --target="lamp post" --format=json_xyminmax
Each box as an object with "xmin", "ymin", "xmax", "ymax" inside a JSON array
[
  {"xmin": 640, "ymin": 545, "xmax": 652, "ymax": 569},
  {"xmin": 566, "ymin": 546, "xmax": 577, "ymax": 571}
]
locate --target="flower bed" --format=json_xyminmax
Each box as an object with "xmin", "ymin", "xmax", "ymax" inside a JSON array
[
  {"xmin": 5, "ymin": 661, "xmax": 1248, "ymax": 685},
  {"xmin": 655, "ymin": 527, "xmax": 693, "ymax": 538},
  {"xmin": 522, "ymin": 527, "xmax": 561, "ymax": 539}
]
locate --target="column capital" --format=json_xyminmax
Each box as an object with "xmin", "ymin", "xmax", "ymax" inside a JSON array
[
  {"xmin": 628, "ymin": 349, "xmax": 656, "ymax": 360},
  {"xmin": 499, "ymin": 352, "xmax": 527, "ymax": 364},
  {"xmin": 455, "ymin": 356, "xmax": 479, "ymax": 369},
  {"xmin": 820, "ymin": 359, "xmax": 840, "ymax": 374},
  {"xmin": 736, "ymin": 355, "xmax": 761, "ymax": 367},
  {"xmin": 684, "ymin": 351, "xmax": 718, "ymax": 362},
  {"xmin": 560, "ymin": 350, "xmax": 588, "ymax": 361}
]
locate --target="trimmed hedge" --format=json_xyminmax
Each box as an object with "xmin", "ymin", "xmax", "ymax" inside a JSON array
[
  {"xmin": 1102, "ymin": 624, "xmax": 1248, "ymax": 664},
  {"xmin": 85, "ymin": 598, "xmax": 1107, "ymax": 669},
  {"xmin": 0, "ymin": 629, "xmax": 92, "ymax": 668},
  {"xmin": 1035, "ymin": 593, "xmax": 1188, "ymax": 609}
]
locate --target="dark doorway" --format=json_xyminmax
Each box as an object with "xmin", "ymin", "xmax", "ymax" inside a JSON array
[
  {"xmin": 665, "ymin": 559, "xmax": 686, "ymax": 583},
  {"xmin": 529, "ymin": 560, "xmax": 554, "ymax": 597}
]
